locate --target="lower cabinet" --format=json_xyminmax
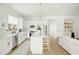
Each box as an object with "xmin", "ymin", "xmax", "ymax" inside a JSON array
[
  {"xmin": 18, "ymin": 33, "xmax": 26, "ymax": 45},
  {"xmin": 0, "ymin": 38, "xmax": 8, "ymax": 55},
  {"xmin": 0, "ymin": 33, "xmax": 26, "ymax": 55},
  {"xmin": 31, "ymin": 36, "xmax": 43, "ymax": 54},
  {"xmin": 7, "ymin": 36, "xmax": 13, "ymax": 52},
  {"xmin": 7, "ymin": 35, "xmax": 18, "ymax": 51},
  {"xmin": 0, "ymin": 36, "xmax": 12, "ymax": 55},
  {"xmin": 59, "ymin": 37, "xmax": 79, "ymax": 55}
]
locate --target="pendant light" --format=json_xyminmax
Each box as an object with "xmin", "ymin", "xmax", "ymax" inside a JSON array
[{"xmin": 39, "ymin": 3, "xmax": 42, "ymax": 20}]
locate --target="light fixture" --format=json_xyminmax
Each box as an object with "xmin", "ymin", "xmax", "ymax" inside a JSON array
[{"xmin": 39, "ymin": 3, "xmax": 42, "ymax": 20}]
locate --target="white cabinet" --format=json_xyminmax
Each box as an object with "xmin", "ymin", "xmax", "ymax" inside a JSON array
[
  {"xmin": 7, "ymin": 36, "xmax": 12, "ymax": 51},
  {"xmin": 18, "ymin": 32, "xmax": 26, "ymax": 45},
  {"xmin": 6, "ymin": 34, "xmax": 18, "ymax": 53},
  {"xmin": 31, "ymin": 36, "xmax": 43, "ymax": 54},
  {"xmin": 18, "ymin": 34, "xmax": 23, "ymax": 44},
  {"xmin": 0, "ymin": 37, "xmax": 10, "ymax": 55},
  {"xmin": 59, "ymin": 37, "xmax": 79, "ymax": 55}
]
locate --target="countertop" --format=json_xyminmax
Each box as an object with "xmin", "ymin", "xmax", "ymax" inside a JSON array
[
  {"xmin": 0, "ymin": 32, "xmax": 25, "ymax": 39},
  {"xmin": 62, "ymin": 36, "xmax": 79, "ymax": 46}
]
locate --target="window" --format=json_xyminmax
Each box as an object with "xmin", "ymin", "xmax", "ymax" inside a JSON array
[
  {"xmin": 7, "ymin": 14, "xmax": 23, "ymax": 32},
  {"xmin": 7, "ymin": 14, "xmax": 18, "ymax": 31},
  {"xmin": 8, "ymin": 14, "xmax": 18, "ymax": 25}
]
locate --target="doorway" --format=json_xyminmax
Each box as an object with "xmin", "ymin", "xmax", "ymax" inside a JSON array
[{"xmin": 48, "ymin": 19, "xmax": 57, "ymax": 39}]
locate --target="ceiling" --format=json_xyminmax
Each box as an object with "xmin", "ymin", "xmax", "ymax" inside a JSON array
[{"xmin": 8, "ymin": 3, "xmax": 79, "ymax": 17}]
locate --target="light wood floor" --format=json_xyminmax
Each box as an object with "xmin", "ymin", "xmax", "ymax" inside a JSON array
[
  {"xmin": 48, "ymin": 37, "xmax": 70, "ymax": 55},
  {"xmin": 27, "ymin": 36, "xmax": 70, "ymax": 55}
]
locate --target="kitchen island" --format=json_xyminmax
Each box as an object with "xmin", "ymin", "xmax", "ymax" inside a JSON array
[
  {"xmin": 30, "ymin": 36, "xmax": 43, "ymax": 54},
  {"xmin": 59, "ymin": 36, "xmax": 79, "ymax": 55}
]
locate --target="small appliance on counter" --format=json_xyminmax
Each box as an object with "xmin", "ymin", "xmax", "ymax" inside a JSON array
[{"xmin": 71, "ymin": 32, "xmax": 75, "ymax": 38}]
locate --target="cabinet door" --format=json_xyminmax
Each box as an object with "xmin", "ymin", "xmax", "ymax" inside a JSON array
[
  {"xmin": 18, "ymin": 35, "xmax": 22, "ymax": 44},
  {"xmin": 0, "ymin": 39, "xmax": 7, "ymax": 54},
  {"xmin": 31, "ymin": 37, "xmax": 43, "ymax": 54},
  {"xmin": 7, "ymin": 37, "xmax": 12, "ymax": 51}
]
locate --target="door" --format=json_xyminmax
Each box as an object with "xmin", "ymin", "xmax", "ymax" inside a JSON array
[{"xmin": 48, "ymin": 19, "xmax": 57, "ymax": 38}]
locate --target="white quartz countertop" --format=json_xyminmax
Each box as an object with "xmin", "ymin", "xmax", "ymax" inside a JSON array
[
  {"xmin": 7, "ymin": 32, "xmax": 25, "ymax": 37},
  {"xmin": 0, "ymin": 32, "xmax": 25, "ymax": 39},
  {"xmin": 62, "ymin": 36, "xmax": 79, "ymax": 46},
  {"xmin": 7, "ymin": 33, "xmax": 18, "ymax": 37}
]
